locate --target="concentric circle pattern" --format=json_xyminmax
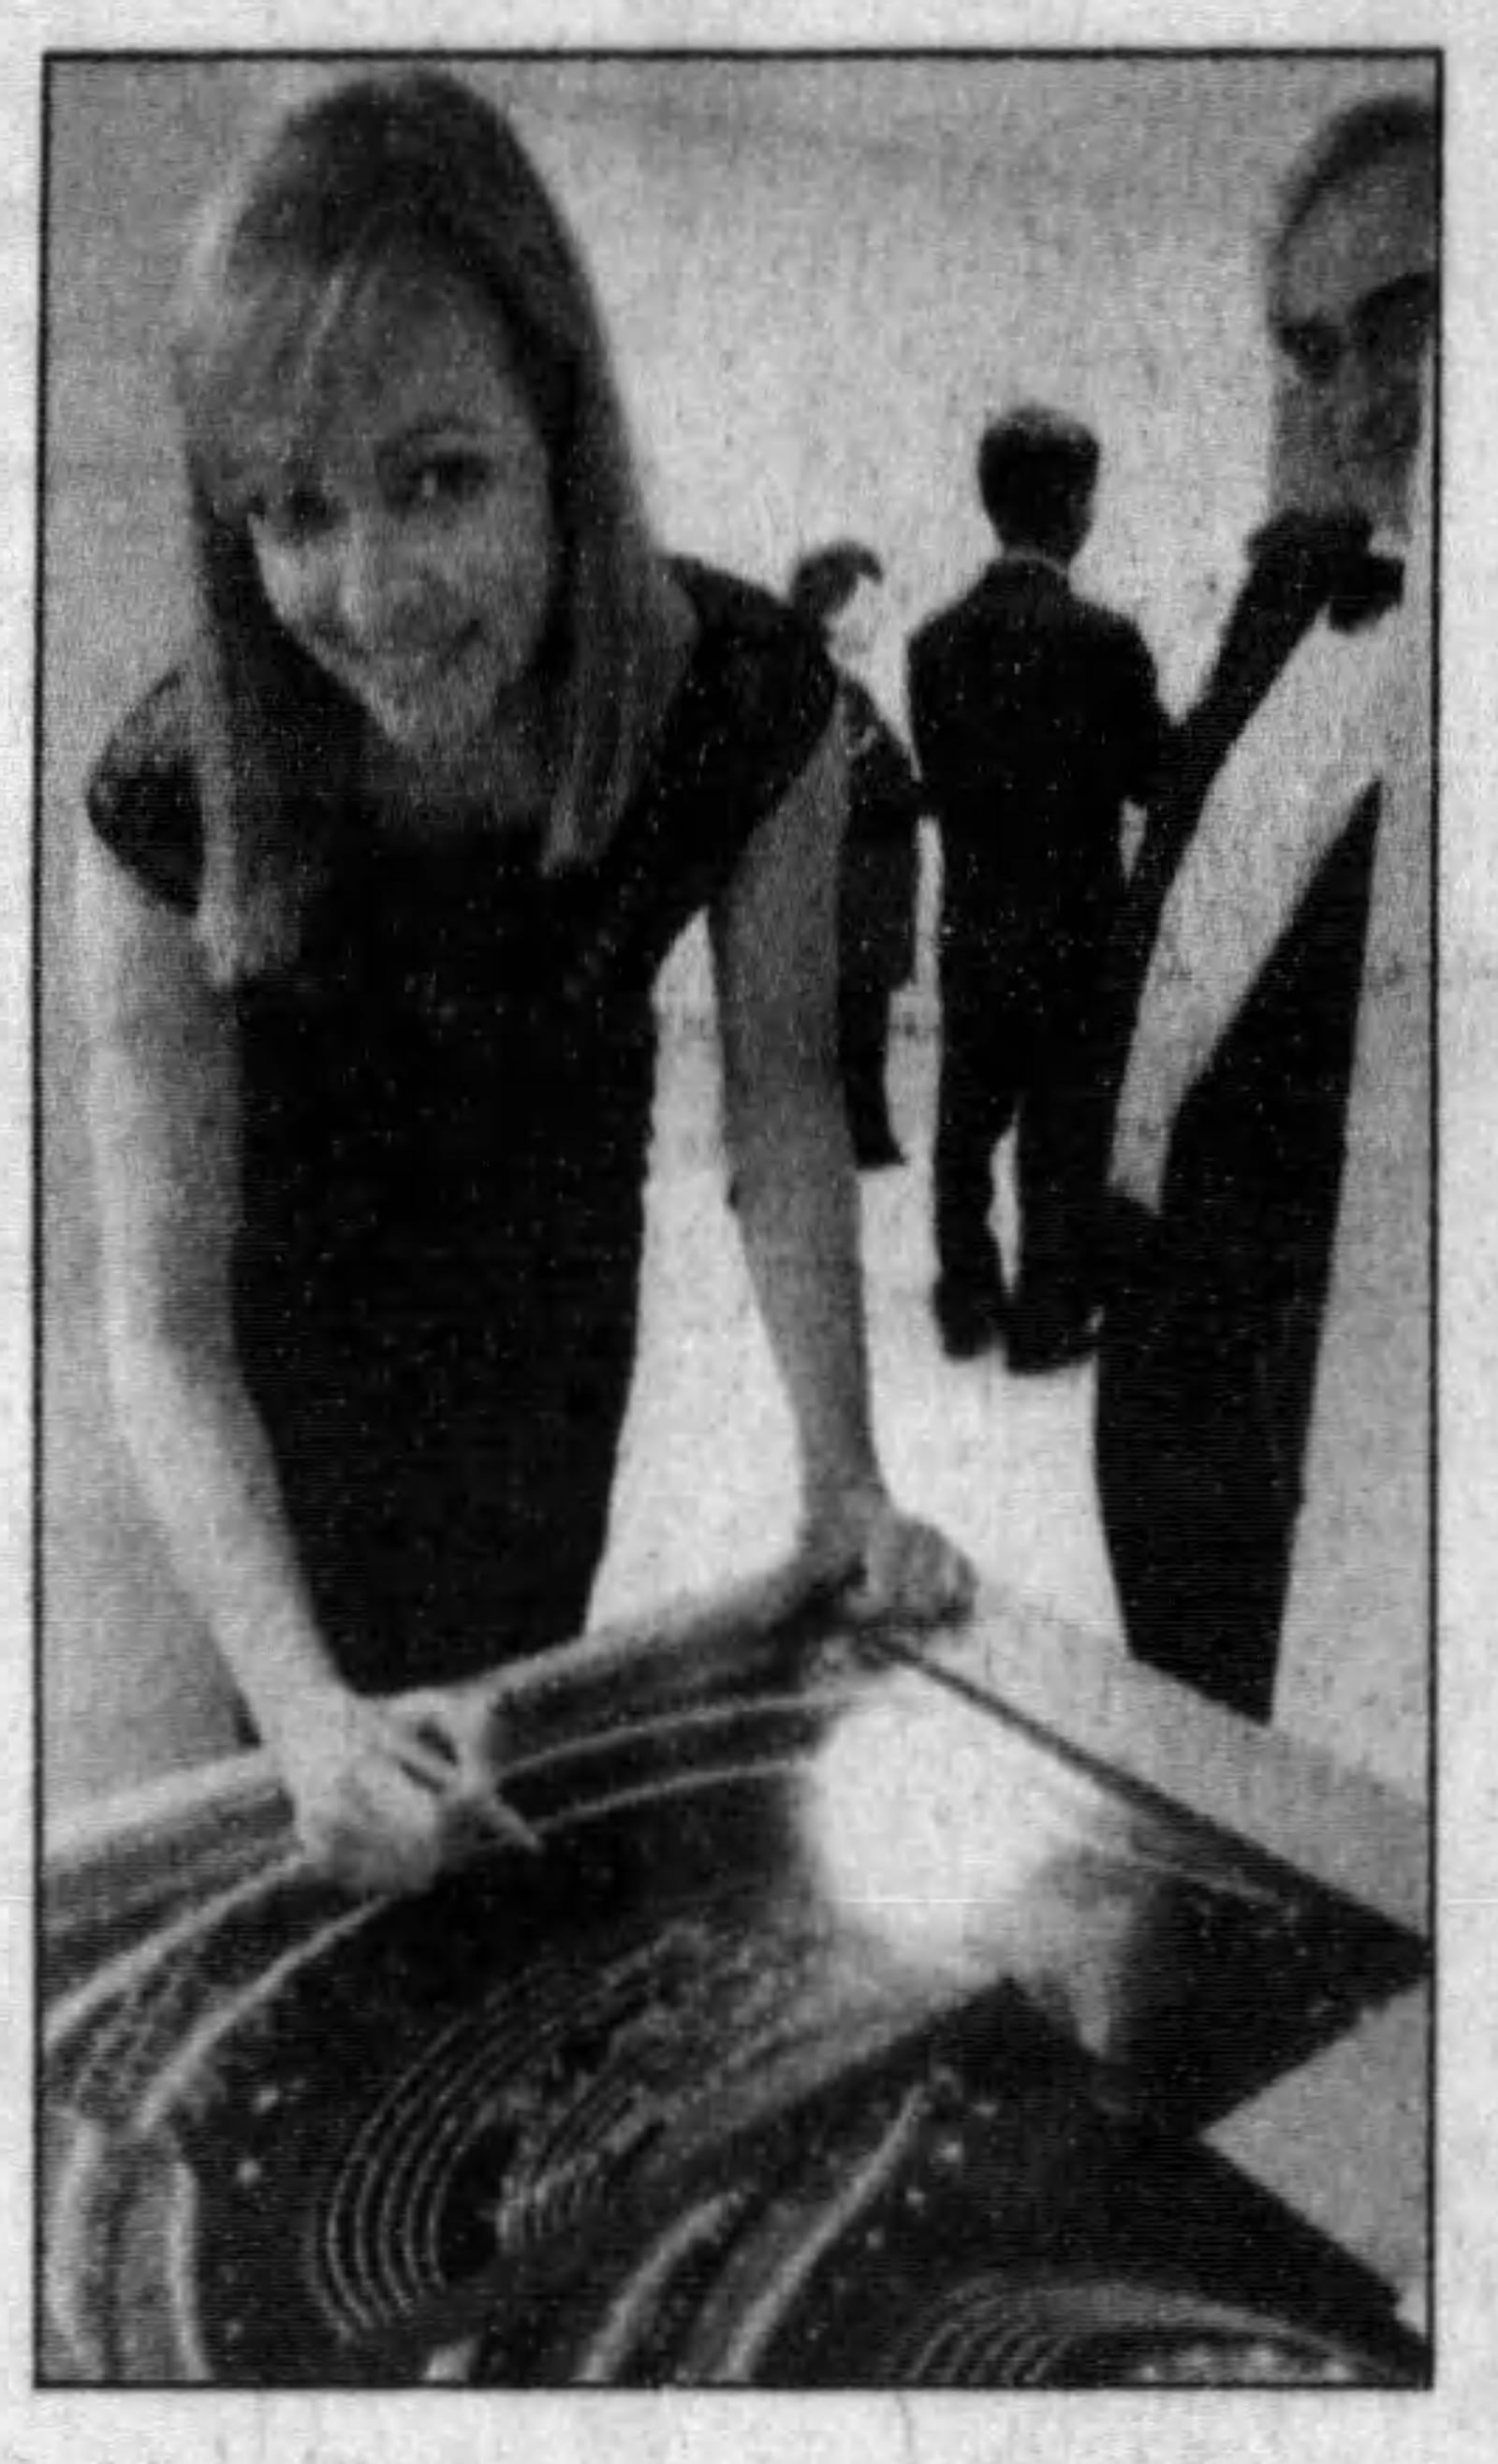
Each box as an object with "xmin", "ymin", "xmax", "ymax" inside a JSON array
[{"xmin": 42, "ymin": 1687, "xmax": 1427, "ymax": 2386}]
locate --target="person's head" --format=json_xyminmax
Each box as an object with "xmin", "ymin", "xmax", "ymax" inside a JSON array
[
  {"xmin": 1266, "ymin": 93, "xmax": 1437, "ymax": 534},
  {"xmin": 787, "ymin": 540, "xmax": 886, "ymax": 670},
  {"xmin": 977, "ymin": 406, "xmax": 1099, "ymax": 563},
  {"xmin": 171, "ymin": 67, "xmax": 674, "ymax": 979}
]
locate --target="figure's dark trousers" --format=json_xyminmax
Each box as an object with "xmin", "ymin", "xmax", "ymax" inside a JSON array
[
  {"xmin": 838, "ymin": 964, "xmax": 899, "ymax": 1156},
  {"xmin": 933, "ymin": 911, "xmax": 1115, "ymax": 1327}
]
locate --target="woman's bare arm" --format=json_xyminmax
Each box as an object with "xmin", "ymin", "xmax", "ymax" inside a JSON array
[
  {"xmin": 75, "ymin": 835, "xmax": 514, "ymax": 1884},
  {"xmin": 711, "ymin": 715, "xmax": 974, "ymax": 1621},
  {"xmin": 76, "ymin": 831, "xmax": 342, "ymax": 1736},
  {"xmin": 710, "ymin": 714, "xmax": 880, "ymax": 1518}
]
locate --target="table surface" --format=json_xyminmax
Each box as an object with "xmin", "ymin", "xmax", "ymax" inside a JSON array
[{"xmin": 46, "ymin": 1577, "xmax": 1431, "ymax": 2309}]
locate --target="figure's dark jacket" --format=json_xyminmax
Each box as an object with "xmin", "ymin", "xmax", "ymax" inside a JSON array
[
  {"xmin": 837, "ymin": 673, "xmax": 924, "ymax": 990},
  {"xmin": 906, "ymin": 557, "xmax": 1167, "ymax": 937}
]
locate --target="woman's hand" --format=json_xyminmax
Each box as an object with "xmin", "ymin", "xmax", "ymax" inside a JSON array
[
  {"xmin": 795, "ymin": 1484, "xmax": 977, "ymax": 1629},
  {"xmin": 265, "ymin": 1678, "xmax": 538, "ymax": 1896}
]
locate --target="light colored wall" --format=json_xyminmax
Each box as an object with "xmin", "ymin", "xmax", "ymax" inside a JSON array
[{"xmin": 42, "ymin": 54, "xmax": 1432, "ymax": 1810}]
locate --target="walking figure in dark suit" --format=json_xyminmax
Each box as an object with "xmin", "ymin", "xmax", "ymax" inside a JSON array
[
  {"xmin": 908, "ymin": 408, "xmax": 1167, "ymax": 1367},
  {"xmin": 789, "ymin": 544, "xmax": 926, "ymax": 1170}
]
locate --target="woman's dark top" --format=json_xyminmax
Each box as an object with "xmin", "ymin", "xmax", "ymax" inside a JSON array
[{"xmin": 86, "ymin": 561, "xmax": 836, "ymax": 1692}]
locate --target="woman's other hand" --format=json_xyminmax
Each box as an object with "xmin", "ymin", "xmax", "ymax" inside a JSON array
[
  {"xmin": 267, "ymin": 1679, "xmax": 537, "ymax": 1895},
  {"xmin": 796, "ymin": 1485, "xmax": 977, "ymax": 1629},
  {"xmin": 389, "ymin": 1679, "xmax": 542, "ymax": 1859}
]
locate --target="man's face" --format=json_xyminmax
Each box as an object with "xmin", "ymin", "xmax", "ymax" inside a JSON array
[{"xmin": 1272, "ymin": 143, "xmax": 1437, "ymax": 535}]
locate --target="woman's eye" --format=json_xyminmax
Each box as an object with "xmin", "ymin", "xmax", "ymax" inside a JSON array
[{"xmin": 251, "ymin": 484, "xmax": 337, "ymax": 544}]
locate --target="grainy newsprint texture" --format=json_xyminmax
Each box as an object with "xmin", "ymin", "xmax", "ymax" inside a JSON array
[{"xmin": 8, "ymin": 7, "xmax": 1498, "ymax": 2464}]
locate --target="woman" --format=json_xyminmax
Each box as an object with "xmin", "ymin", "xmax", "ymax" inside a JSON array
[
  {"xmin": 76, "ymin": 70, "xmax": 974, "ymax": 1895},
  {"xmin": 786, "ymin": 543, "xmax": 925, "ymax": 1169},
  {"xmin": 1095, "ymin": 94, "xmax": 1435, "ymax": 1723}
]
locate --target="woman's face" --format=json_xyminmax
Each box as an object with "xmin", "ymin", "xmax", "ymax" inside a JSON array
[
  {"xmin": 245, "ymin": 260, "xmax": 559, "ymax": 766},
  {"xmin": 1272, "ymin": 143, "xmax": 1436, "ymax": 535}
]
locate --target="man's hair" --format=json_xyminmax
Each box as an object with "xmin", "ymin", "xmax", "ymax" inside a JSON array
[
  {"xmin": 1269, "ymin": 91, "xmax": 1437, "ymax": 309},
  {"xmin": 787, "ymin": 541, "xmax": 885, "ymax": 633},
  {"xmin": 977, "ymin": 405, "xmax": 1099, "ymax": 555}
]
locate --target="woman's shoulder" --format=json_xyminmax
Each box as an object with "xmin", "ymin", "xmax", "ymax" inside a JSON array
[
  {"xmin": 671, "ymin": 555, "xmax": 813, "ymax": 649},
  {"xmin": 670, "ymin": 557, "xmax": 838, "ymax": 763},
  {"xmin": 595, "ymin": 562, "xmax": 838, "ymax": 935},
  {"xmin": 85, "ymin": 667, "xmax": 203, "ymax": 916}
]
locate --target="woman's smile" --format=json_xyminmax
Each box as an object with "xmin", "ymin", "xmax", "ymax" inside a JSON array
[{"xmin": 329, "ymin": 622, "xmax": 482, "ymax": 701}]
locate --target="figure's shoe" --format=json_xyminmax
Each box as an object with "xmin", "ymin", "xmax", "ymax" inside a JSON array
[
  {"xmin": 845, "ymin": 1093, "xmax": 905, "ymax": 1171},
  {"xmin": 1005, "ymin": 1301, "xmax": 1101, "ymax": 1375},
  {"xmin": 933, "ymin": 1274, "xmax": 1008, "ymax": 1361},
  {"xmin": 853, "ymin": 1124, "xmax": 906, "ymax": 1171}
]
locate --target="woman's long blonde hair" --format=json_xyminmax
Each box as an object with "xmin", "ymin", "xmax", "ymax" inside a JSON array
[{"xmin": 171, "ymin": 67, "xmax": 679, "ymax": 982}]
